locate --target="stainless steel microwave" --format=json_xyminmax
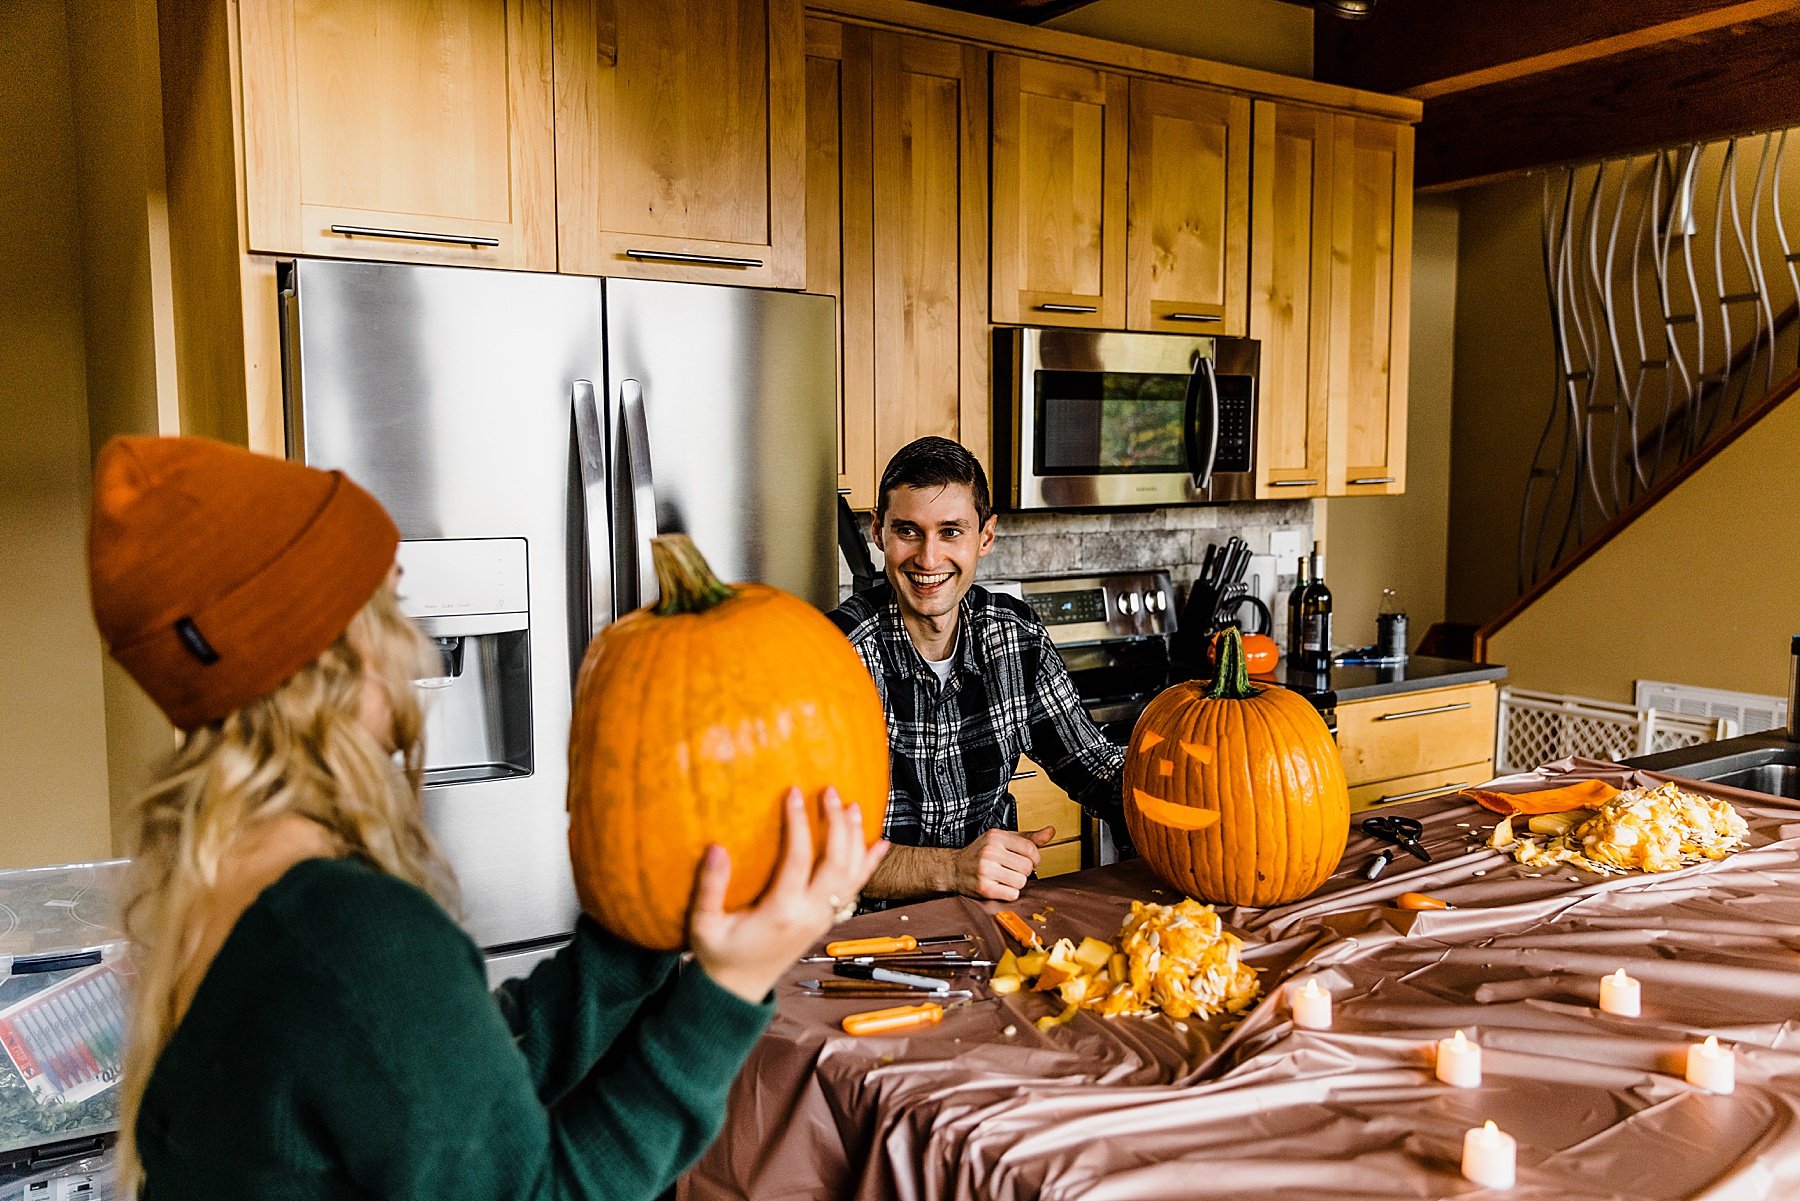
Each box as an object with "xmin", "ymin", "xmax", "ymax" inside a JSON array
[{"xmin": 995, "ymin": 327, "xmax": 1260, "ymax": 510}]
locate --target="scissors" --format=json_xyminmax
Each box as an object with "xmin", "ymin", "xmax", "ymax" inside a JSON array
[{"xmin": 1360, "ymin": 815, "xmax": 1432, "ymax": 863}]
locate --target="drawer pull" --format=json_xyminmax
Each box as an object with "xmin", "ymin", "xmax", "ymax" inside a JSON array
[
  {"xmin": 1035, "ymin": 303, "xmax": 1098, "ymax": 314},
  {"xmin": 1373, "ymin": 780, "xmax": 1470, "ymax": 806},
  {"xmin": 1269, "ymin": 479, "xmax": 1319, "ymax": 487},
  {"xmin": 329, "ymin": 224, "xmax": 500, "ymax": 248},
  {"xmin": 1163, "ymin": 312, "xmax": 1222, "ymax": 323},
  {"xmin": 1376, "ymin": 702, "xmax": 1473, "ymax": 722},
  {"xmin": 1009, "ymin": 770, "xmax": 1040, "ymax": 781},
  {"xmin": 625, "ymin": 249, "xmax": 764, "ymax": 268},
  {"xmin": 1348, "ymin": 476, "xmax": 1398, "ymax": 486}
]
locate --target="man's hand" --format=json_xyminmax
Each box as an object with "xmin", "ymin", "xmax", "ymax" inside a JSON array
[{"xmin": 948, "ymin": 825, "xmax": 1056, "ymax": 902}]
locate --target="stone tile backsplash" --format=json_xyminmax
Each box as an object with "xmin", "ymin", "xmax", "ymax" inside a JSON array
[{"xmin": 839, "ymin": 500, "xmax": 1317, "ymax": 643}]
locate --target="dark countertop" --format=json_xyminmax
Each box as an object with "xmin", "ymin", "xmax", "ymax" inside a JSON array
[{"xmin": 1254, "ymin": 654, "xmax": 1506, "ymax": 708}]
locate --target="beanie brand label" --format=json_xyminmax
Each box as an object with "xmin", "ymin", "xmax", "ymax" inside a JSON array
[{"xmin": 174, "ymin": 617, "xmax": 220, "ymax": 665}]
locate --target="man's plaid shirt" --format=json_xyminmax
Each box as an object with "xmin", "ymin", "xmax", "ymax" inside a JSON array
[{"xmin": 827, "ymin": 582, "xmax": 1125, "ymax": 849}]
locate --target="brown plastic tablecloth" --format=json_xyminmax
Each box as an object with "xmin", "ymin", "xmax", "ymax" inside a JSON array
[{"xmin": 678, "ymin": 762, "xmax": 1800, "ymax": 1200}]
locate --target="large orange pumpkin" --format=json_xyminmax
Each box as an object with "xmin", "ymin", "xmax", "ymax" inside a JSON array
[
  {"xmin": 1122, "ymin": 627, "xmax": 1348, "ymax": 906},
  {"xmin": 567, "ymin": 534, "xmax": 889, "ymax": 950}
]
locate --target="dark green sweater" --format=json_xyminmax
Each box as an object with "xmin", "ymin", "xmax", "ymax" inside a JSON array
[{"xmin": 137, "ymin": 857, "xmax": 771, "ymax": 1199}]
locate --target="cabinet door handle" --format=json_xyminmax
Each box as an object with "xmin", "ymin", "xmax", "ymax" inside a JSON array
[
  {"xmin": 1035, "ymin": 303, "xmax": 1098, "ymax": 314},
  {"xmin": 625, "ymin": 249, "xmax": 764, "ymax": 268},
  {"xmin": 1269, "ymin": 479, "xmax": 1319, "ymax": 487},
  {"xmin": 1163, "ymin": 312, "xmax": 1222, "ymax": 323},
  {"xmin": 1348, "ymin": 476, "xmax": 1397, "ymax": 486},
  {"xmin": 1376, "ymin": 702, "xmax": 1473, "ymax": 722},
  {"xmin": 595, "ymin": 0, "xmax": 617, "ymax": 66},
  {"xmin": 328, "ymin": 224, "xmax": 500, "ymax": 248},
  {"xmin": 1009, "ymin": 770, "xmax": 1040, "ymax": 781},
  {"xmin": 1371, "ymin": 780, "xmax": 1469, "ymax": 806}
]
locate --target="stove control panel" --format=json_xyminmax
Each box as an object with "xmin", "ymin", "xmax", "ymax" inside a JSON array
[{"xmin": 1014, "ymin": 570, "xmax": 1176, "ymax": 646}]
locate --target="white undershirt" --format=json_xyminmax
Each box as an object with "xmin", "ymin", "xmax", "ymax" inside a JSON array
[{"xmin": 922, "ymin": 635, "xmax": 958, "ymax": 684}]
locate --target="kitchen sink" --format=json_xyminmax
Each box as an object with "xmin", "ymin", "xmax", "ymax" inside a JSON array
[
  {"xmin": 1628, "ymin": 734, "xmax": 1800, "ymax": 799},
  {"xmin": 1704, "ymin": 764, "xmax": 1800, "ymax": 797}
]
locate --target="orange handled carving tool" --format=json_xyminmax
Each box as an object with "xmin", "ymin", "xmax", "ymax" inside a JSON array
[
  {"xmin": 824, "ymin": 933, "xmax": 971, "ymax": 957},
  {"xmin": 841, "ymin": 997, "xmax": 976, "ymax": 1037},
  {"xmin": 994, "ymin": 910, "xmax": 1042, "ymax": 950}
]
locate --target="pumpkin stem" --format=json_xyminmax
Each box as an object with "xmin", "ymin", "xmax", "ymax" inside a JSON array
[
  {"xmin": 651, "ymin": 533, "xmax": 738, "ymax": 616},
  {"xmin": 1207, "ymin": 627, "xmax": 1261, "ymax": 700}
]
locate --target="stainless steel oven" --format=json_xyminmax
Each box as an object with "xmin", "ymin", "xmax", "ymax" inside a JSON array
[{"xmin": 996, "ymin": 327, "xmax": 1260, "ymax": 509}]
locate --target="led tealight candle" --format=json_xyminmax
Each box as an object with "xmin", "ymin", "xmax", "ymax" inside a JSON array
[
  {"xmin": 1290, "ymin": 978, "xmax": 1332, "ymax": 1029},
  {"xmin": 1685, "ymin": 1035, "xmax": 1736, "ymax": 1094},
  {"xmin": 1461, "ymin": 1120, "xmax": 1517, "ymax": 1190},
  {"xmin": 1435, "ymin": 1028, "xmax": 1483, "ymax": 1088},
  {"xmin": 1598, "ymin": 968, "xmax": 1641, "ymax": 1016}
]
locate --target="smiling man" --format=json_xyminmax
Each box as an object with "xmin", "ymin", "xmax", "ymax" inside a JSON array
[{"xmin": 829, "ymin": 437, "xmax": 1125, "ymax": 905}]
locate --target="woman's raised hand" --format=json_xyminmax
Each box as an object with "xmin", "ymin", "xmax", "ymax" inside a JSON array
[{"xmin": 687, "ymin": 787, "xmax": 889, "ymax": 1004}]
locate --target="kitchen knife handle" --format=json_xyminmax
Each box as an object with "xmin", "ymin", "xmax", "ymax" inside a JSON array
[
  {"xmin": 842, "ymin": 1002, "xmax": 944, "ymax": 1036},
  {"xmin": 826, "ymin": 935, "xmax": 917, "ymax": 957}
]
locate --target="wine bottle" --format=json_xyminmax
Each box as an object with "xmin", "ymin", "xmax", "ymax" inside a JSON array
[
  {"xmin": 1300, "ymin": 543, "xmax": 1333, "ymax": 670},
  {"xmin": 1285, "ymin": 554, "xmax": 1310, "ymax": 663}
]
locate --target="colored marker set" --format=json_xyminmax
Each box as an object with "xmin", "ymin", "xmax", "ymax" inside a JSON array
[{"xmin": 0, "ymin": 963, "xmax": 126, "ymax": 1104}]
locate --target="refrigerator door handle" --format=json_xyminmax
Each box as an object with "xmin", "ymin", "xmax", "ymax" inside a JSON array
[
  {"xmin": 572, "ymin": 380, "xmax": 613, "ymax": 637},
  {"xmin": 610, "ymin": 378, "xmax": 659, "ymax": 615}
]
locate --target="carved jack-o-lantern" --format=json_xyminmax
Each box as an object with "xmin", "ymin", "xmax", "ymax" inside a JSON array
[{"xmin": 1123, "ymin": 628, "xmax": 1349, "ymax": 906}]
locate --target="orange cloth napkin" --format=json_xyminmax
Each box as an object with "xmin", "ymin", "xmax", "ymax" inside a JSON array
[{"xmin": 1462, "ymin": 778, "xmax": 1622, "ymax": 816}]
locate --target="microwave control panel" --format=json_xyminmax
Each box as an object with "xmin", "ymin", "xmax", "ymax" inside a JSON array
[{"xmin": 1214, "ymin": 376, "xmax": 1253, "ymax": 474}]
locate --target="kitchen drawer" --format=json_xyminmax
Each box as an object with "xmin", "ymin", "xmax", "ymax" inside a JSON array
[
  {"xmin": 1012, "ymin": 757, "xmax": 1081, "ymax": 842},
  {"xmin": 1336, "ymin": 683, "xmax": 1498, "ymax": 787},
  {"xmin": 1349, "ymin": 760, "xmax": 1492, "ymax": 813},
  {"xmin": 1038, "ymin": 840, "xmax": 1083, "ymax": 878}
]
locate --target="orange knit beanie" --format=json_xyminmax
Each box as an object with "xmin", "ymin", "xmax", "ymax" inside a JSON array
[{"xmin": 88, "ymin": 436, "xmax": 400, "ymax": 731}]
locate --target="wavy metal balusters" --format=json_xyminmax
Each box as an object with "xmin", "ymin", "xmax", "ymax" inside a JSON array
[{"xmin": 1518, "ymin": 131, "xmax": 1800, "ymax": 592}]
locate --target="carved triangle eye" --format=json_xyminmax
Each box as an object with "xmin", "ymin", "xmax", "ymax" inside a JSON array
[
  {"xmin": 1182, "ymin": 741, "xmax": 1214, "ymax": 765},
  {"xmin": 1138, "ymin": 730, "xmax": 1165, "ymax": 752}
]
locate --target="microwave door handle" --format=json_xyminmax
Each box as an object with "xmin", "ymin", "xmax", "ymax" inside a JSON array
[
  {"xmin": 572, "ymin": 380, "xmax": 613, "ymax": 638},
  {"xmin": 611, "ymin": 378, "xmax": 659, "ymax": 616},
  {"xmin": 1183, "ymin": 355, "xmax": 1205, "ymax": 487},
  {"xmin": 1193, "ymin": 355, "xmax": 1221, "ymax": 492}
]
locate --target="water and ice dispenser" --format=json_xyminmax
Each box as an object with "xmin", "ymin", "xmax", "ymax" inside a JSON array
[{"xmin": 395, "ymin": 539, "xmax": 535, "ymax": 785}]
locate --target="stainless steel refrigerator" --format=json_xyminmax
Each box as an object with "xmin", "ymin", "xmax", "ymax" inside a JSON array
[{"xmin": 280, "ymin": 260, "xmax": 838, "ymax": 969}]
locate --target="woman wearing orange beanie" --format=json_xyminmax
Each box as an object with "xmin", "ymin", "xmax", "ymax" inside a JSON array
[{"xmin": 88, "ymin": 435, "xmax": 887, "ymax": 1199}]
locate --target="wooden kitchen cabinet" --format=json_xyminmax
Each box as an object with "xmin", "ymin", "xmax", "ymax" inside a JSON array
[
  {"xmin": 1336, "ymin": 682, "xmax": 1496, "ymax": 812},
  {"xmin": 554, "ymin": 0, "xmax": 807, "ymax": 287},
  {"xmin": 808, "ymin": 22, "xmax": 989, "ymax": 509},
  {"xmin": 237, "ymin": 0, "xmax": 556, "ymax": 270},
  {"xmin": 1126, "ymin": 77, "xmax": 1250, "ymax": 335},
  {"xmin": 1250, "ymin": 102, "xmax": 1413, "ymax": 498},
  {"xmin": 1330, "ymin": 115, "xmax": 1412, "ymax": 496},
  {"xmin": 990, "ymin": 54, "xmax": 1128, "ymax": 330}
]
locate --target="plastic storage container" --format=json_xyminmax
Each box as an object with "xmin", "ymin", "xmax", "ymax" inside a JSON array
[{"xmin": 0, "ymin": 860, "xmax": 129, "ymax": 1185}]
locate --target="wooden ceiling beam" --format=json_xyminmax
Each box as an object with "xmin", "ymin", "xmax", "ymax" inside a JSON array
[
  {"xmin": 1315, "ymin": 0, "xmax": 1800, "ymax": 95},
  {"xmin": 914, "ymin": 0, "xmax": 1103, "ymax": 24},
  {"xmin": 1401, "ymin": 0, "xmax": 1800, "ymax": 100},
  {"xmin": 1413, "ymin": 9, "xmax": 1800, "ymax": 188}
]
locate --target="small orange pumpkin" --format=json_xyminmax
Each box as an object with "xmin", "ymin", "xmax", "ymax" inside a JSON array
[
  {"xmin": 1123, "ymin": 627, "xmax": 1348, "ymax": 907},
  {"xmin": 1210, "ymin": 630, "xmax": 1280, "ymax": 675},
  {"xmin": 567, "ymin": 534, "xmax": 889, "ymax": 950}
]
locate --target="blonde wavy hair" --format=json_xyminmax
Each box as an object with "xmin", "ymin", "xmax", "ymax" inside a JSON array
[{"xmin": 115, "ymin": 583, "xmax": 455, "ymax": 1185}]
